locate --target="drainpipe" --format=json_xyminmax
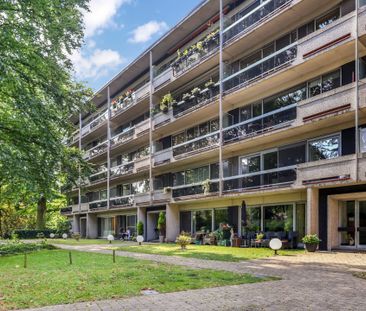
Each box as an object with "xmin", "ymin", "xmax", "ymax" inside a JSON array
[
  {"xmin": 149, "ymin": 51, "xmax": 154, "ymax": 206},
  {"xmin": 219, "ymin": 0, "xmax": 224, "ymax": 196},
  {"xmin": 107, "ymin": 86, "xmax": 111, "ymax": 209},
  {"xmin": 78, "ymin": 113, "xmax": 82, "ymax": 213},
  {"xmin": 355, "ymin": 0, "xmax": 360, "ymax": 182}
]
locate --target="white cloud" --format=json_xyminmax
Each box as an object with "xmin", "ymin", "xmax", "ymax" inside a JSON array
[
  {"xmin": 71, "ymin": 49, "xmax": 126, "ymax": 80},
  {"xmin": 129, "ymin": 20, "xmax": 168, "ymax": 43},
  {"xmin": 83, "ymin": 0, "xmax": 132, "ymax": 37}
]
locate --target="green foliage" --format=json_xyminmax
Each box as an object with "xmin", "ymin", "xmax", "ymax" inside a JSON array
[
  {"xmin": 137, "ymin": 221, "xmax": 144, "ymax": 236},
  {"xmin": 157, "ymin": 212, "xmax": 166, "ymax": 235},
  {"xmin": 302, "ymin": 234, "xmax": 321, "ymax": 244},
  {"xmin": 71, "ymin": 233, "xmax": 80, "ymax": 241},
  {"xmin": 0, "ymin": 0, "xmax": 93, "ymax": 229},
  {"xmin": 159, "ymin": 93, "xmax": 175, "ymax": 113},
  {"xmin": 12, "ymin": 229, "xmax": 58, "ymax": 239},
  {"xmin": 176, "ymin": 234, "xmax": 192, "ymax": 250},
  {"xmin": 256, "ymin": 233, "xmax": 265, "ymax": 240},
  {"xmin": 0, "ymin": 241, "xmax": 56, "ymax": 256}
]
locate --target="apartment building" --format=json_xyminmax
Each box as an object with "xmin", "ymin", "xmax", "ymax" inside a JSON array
[{"xmin": 62, "ymin": 0, "xmax": 366, "ymax": 251}]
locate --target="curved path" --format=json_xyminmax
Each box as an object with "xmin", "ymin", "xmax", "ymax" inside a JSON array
[{"xmin": 23, "ymin": 244, "xmax": 366, "ymax": 311}]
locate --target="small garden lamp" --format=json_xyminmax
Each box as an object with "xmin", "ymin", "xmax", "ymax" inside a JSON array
[
  {"xmin": 62, "ymin": 233, "xmax": 68, "ymax": 239},
  {"xmin": 107, "ymin": 234, "xmax": 114, "ymax": 244},
  {"xmin": 269, "ymin": 238, "xmax": 282, "ymax": 255},
  {"xmin": 136, "ymin": 235, "xmax": 144, "ymax": 246},
  {"xmin": 50, "ymin": 233, "xmax": 55, "ymax": 239}
]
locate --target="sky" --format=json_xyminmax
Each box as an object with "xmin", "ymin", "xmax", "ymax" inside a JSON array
[{"xmin": 71, "ymin": 0, "xmax": 202, "ymax": 91}]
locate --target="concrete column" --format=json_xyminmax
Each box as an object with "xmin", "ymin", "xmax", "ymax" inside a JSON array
[
  {"xmin": 327, "ymin": 196, "xmax": 339, "ymax": 251},
  {"xmin": 86, "ymin": 213, "xmax": 98, "ymax": 238},
  {"xmin": 137, "ymin": 206, "xmax": 146, "ymax": 239},
  {"xmin": 306, "ymin": 187, "xmax": 319, "ymax": 235},
  {"xmin": 72, "ymin": 215, "xmax": 80, "ymax": 233},
  {"xmin": 166, "ymin": 204, "xmax": 179, "ymax": 242}
]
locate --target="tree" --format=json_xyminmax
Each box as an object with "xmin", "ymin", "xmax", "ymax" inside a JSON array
[{"xmin": 0, "ymin": 0, "xmax": 93, "ymax": 228}]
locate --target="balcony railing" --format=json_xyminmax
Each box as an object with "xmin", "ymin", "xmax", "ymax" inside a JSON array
[
  {"xmin": 172, "ymin": 181, "xmax": 219, "ymax": 198},
  {"xmin": 60, "ymin": 207, "xmax": 72, "ymax": 215},
  {"xmin": 223, "ymin": 167, "xmax": 296, "ymax": 192},
  {"xmin": 110, "ymin": 162, "xmax": 134, "ymax": 179},
  {"xmin": 173, "ymin": 131, "xmax": 220, "ymax": 158},
  {"xmin": 81, "ymin": 110, "xmax": 108, "ymax": 137},
  {"xmin": 173, "ymin": 84, "xmax": 220, "ymax": 117},
  {"xmin": 223, "ymin": 104, "xmax": 296, "ymax": 144},
  {"xmin": 223, "ymin": 0, "xmax": 292, "ymax": 43},
  {"xmin": 89, "ymin": 169, "xmax": 108, "ymax": 183},
  {"xmin": 110, "ymin": 195, "xmax": 134, "ymax": 208},
  {"xmin": 89, "ymin": 199, "xmax": 108, "ymax": 210},
  {"xmin": 171, "ymin": 31, "xmax": 219, "ymax": 76},
  {"xmin": 223, "ymin": 43, "xmax": 297, "ymax": 93},
  {"xmin": 84, "ymin": 140, "xmax": 108, "ymax": 160},
  {"xmin": 111, "ymin": 127, "xmax": 135, "ymax": 147},
  {"xmin": 111, "ymin": 83, "xmax": 150, "ymax": 118}
]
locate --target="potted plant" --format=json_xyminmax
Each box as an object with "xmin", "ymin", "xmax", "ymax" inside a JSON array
[
  {"xmin": 137, "ymin": 221, "xmax": 144, "ymax": 236},
  {"xmin": 182, "ymin": 92, "xmax": 191, "ymax": 102},
  {"xmin": 201, "ymin": 179, "xmax": 211, "ymax": 195},
  {"xmin": 163, "ymin": 186, "xmax": 172, "ymax": 194},
  {"xmin": 191, "ymin": 87, "xmax": 201, "ymax": 97},
  {"xmin": 157, "ymin": 212, "xmax": 166, "ymax": 243},
  {"xmin": 176, "ymin": 234, "xmax": 191, "ymax": 250},
  {"xmin": 205, "ymin": 78, "xmax": 215, "ymax": 89},
  {"xmin": 302, "ymin": 234, "xmax": 321, "ymax": 252},
  {"xmin": 160, "ymin": 93, "xmax": 174, "ymax": 113},
  {"xmin": 256, "ymin": 233, "xmax": 264, "ymax": 241}
]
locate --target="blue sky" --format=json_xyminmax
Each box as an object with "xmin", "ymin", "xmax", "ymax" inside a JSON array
[{"xmin": 71, "ymin": 0, "xmax": 202, "ymax": 91}]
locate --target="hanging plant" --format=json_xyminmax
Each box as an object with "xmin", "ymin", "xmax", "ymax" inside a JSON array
[
  {"xmin": 191, "ymin": 87, "xmax": 201, "ymax": 96},
  {"xmin": 205, "ymin": 78, "xmax": 215, "ymax": 89}
]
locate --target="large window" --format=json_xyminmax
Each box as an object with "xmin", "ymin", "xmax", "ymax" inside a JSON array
[
  {"xmin": 308, "ymin": 70, "xmax": 341, "ymax": 97},
  {"xmin": 308, "ymin": 134, "xmax": 340, "ymax": 161},
  {"xmin": 173, "ymin": 164, "xmax": 218, "ymax": 186},
  {"xmin": 240, "ymin": 155, "xmax": 260, "ymax": 174},
  {"xmin": 214, "ymin": 209, "xmax": 229, "ymax": 230},
  {"xmin": 243, "ymin": 207, "xmax": 261, "ymax": 233},
  {"xmin": 315, "ymin": 8, "xmax": 340, "ymax": 30},
  {"xmin": 264, "ymin": 205, "xmax": 293, "ymax": 232},
  {"xmin": 98, "ymin": 217, "xmax": 113, "ymax": 238},
  {"xmin": 193, "ymin": 210, "xmax": 212, "ymax": 233}
]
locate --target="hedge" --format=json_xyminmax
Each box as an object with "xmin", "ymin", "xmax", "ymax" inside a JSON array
[
  {"xmin": 0, "ymin": 242, "xmax": 57, "ymax": 256},
  {"xmin": 12, "ymin": 229, "xmax": 61, "ymax": 239}
]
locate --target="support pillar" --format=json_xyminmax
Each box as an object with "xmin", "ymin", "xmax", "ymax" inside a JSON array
[
  {"xmin": 72, "ymin": 214, "xmax": 80, "ymax": 234},
  {"xmin": 137, "ymin": 206, "xmax": 146, "ymax": 239},
  {"xmin": 166, "ymin": 204, "xmax": 179, "ymax": 242},
  {"xmin": 86, "ymin": 213, "xmax": 98, "ymax": 238},
  {"xmin": 306, "ymin": 187, "xmax": 319, "ymax": 235}
]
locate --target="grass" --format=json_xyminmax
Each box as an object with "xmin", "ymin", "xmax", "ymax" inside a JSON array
[
  {"xmin": 0, "ymin": 250, "xmax": 273, "ymax": 310},
  {"xmin": 46, "ymin": 238, "xmax": 120, "ymax": 245},
  {"xmin": 353, "ymin": 271, "xmax": 366, "ymax": 280},
  {"xmin": 115, "ymin": 244, "xmax": 305, "ymax": 262}
]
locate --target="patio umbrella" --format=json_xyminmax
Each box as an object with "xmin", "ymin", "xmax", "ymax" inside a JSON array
[{"xmin": 241, "ymin": 200, "xmax": 247, "ymax": 227}]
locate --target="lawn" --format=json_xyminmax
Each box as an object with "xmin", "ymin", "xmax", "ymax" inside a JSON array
[
  {"xmin": 0, "ymin": 250, "xmax": 273, "ymax": 310},
  {"xmin": 115, "ymin": 244, "xmax": 305, "ymax": 262},
  {"xmin": 49, "ymin": 238, "xmax": 122, "ymax": 245}
]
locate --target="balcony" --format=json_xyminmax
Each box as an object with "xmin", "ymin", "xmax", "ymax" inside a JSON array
[
  {"xmin": 67, "ymin": 130, "xmax": 79, "ymax": 146},
  {"xmin": 89, "ymin": 199, "xmax": 108, "ymax": 210},
  {"xmin": 60, "ymin": 206, "xmax": 72, "ymax": 215},
  {"xmin": 223, "ymin": 43, "xmax": 297, "ymax": 94},
  {"xmin": 110, "ymin": 195, "xmax": 134, "ymax": 209},
  {"xmin": 83, "ymin": 141, "xmax": 108, "ymax": 160},
  {"xmin": 135, "ymin": 156, "xmax": 150, "ymax": 172},
  {"xmin": 153, "ymin": 148, "xmax": 172, "ymax": 166},
  {"xmin": 223, "ymin": 104, "xmax": 296, "ymax": 145},
  {"xmin": 296, "ymin": 155, "xmax": 357, "ymax": 186},
  {"xmin": 111, "ymin": 128, "xmax": 135, "ymax": 148},
  {"xmin": 81, "ymin": 110, "xmax": 108, "ymax": 138},
  {"xmin": 173, "ymin": 131, "xmax": 220, "ymax": 158},
  {"xmin": 111, "ymin": 83, "xmax": 150, "ymax": 119},
  {"xmin": 134, "ymin": 193, "xmax": 151, "ymax": 206},
  {"xmin": 223, "ymin": 167, "xmax": 296, "ymax": 193},
  {"xmin": 110, "ymin": 162, "xmax": 134, "ymax": 179},
  {"xmin": 172, "ymin": 181, "xmax": 219, "ymax": 200},
  {"xmin": 153, "ymin": 67, "xmax": 173, "ymax": 90},
  {"xmin": 152, "ymin": 190, "xmax": 171, "ymax": 203},
  {"xmin": 88, "ymin": 169, "xmax": 108, "ymax": 184},
  {"xmin": 223, "ymin": 0, "xmax": 292, "ymax": 45}
]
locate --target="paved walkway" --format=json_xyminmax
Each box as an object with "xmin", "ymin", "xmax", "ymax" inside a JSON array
[{"xmin": 23, "ymin": 244, "xmax": 366, "ymax": 311}]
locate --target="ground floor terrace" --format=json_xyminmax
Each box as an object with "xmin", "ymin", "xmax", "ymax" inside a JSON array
[{"xmin": 70, "ymin": 184, "xmax": 366, "ymax": 251}]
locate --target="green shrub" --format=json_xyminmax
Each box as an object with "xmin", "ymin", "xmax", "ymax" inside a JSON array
[
  {"xmin": 176, "ymin": 234, "xmax": 191, "ymax": 250},
  {"xmin": 137, "ymin": 221, "xmax": 144, "ymax": 236},
  {"xmin": 71, "ymin": 233, "xmax": 81, "ymax": 241},
  {"xmin": 302, "ymin": 234, "xmax": 321, "ymax": 244},
  {"xmin": 0, "ymin": 241, "xmax": 56, "ymax": 256},
  {"xmin": 12, "ymin": 229, "xmax": 60, "ymax": 239}
]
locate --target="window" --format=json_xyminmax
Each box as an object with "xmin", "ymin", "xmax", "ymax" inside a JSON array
[
  {"xmin": 240, "ymin": 155, "xmax": 260, "ymax": 174},
  {"xmin": 240, "ymin": 105, "xmax": 252, "ymax": 121},
  {"xmin": 308, "ymin": 77, "xmax": 322, "ymax": 97},
  {"xmin": 243, "ymin": 207, "xmax": 261, "ymax": 233},
  {"xmin": 308, "ymin": 135, "xmax": 340, "ymax": 161},
  {"xmin": 279, "ymin": 142, "xmax": 306, "ymax": 167},
  {"xmin": 172, "ymin": 132, "xmax": 185, "ymax": 146},
  {"xmin": 360, "ymin": 128, "xmax": 366, "ymax": 153},
  {"xmin": 263, "ymin": 151, "xmax": 278, "ymax": 170},
  {"xmin": 193, "ymin": 210, "xmax": 212, "ymax": 233},
  {"xmin": 214, "ymin": 209, "xmax": 229, "ymax": 230},
  {"xmin": 264, "ymin": 204, "xmax": 293, "ymax": 232},
  {"xmin": 322, "ymin": 70, "xmax": 340, "ymax": 92},
  {"xmin": 316, "ymin": 8, "xmax": 340, "ymax": 30}
]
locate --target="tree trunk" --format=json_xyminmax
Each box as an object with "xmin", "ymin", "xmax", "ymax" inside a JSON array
[{"xmin": 36, "ymin": 197, "xmax": 47, "ymax": 230}]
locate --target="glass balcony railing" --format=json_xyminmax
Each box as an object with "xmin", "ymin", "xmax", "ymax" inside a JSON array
[
  {"xmin": 110, "ymin": 162, "xmax": 134, "ymax": 179},
  {"xmin": 173, "ymin": 84, "xmax": 220, "ymax": 117},
  {"xmin": 223, "ymin": 43, "xmax": 297, "ymax": 93},
  {"xmin": 223, "ymin": 167, "xmax": 296, "ymax": 192},
  {"xmin": 81, "ymin": 110, "xmax": 108, "ymax": 136},
  {"xmin": 171, "ymin": 31, "xmax": 219, "ymax": 76},
  {"xmin": 223, "ymin": 0, "xmax": 291, "ymax": 43},
  {"xmin": 89, "ymin": 199, "xmax": 108, "ymax": 210},
  {"xmin": 84, "ymin": 141, "xmax": 108, "ymax": 160},
  {"xmin": 89, "ymin": 170, "xmax": 108, "ymax": 183},
  {"xmin": 223, "ymin": 104, "xmax": 296, "ymax": 144},
  {"xmin": 110, "ymin": 127, "xmax": 135, "ymax": 147},
  {"xmin": 173, "ymin": 131, "xmax": 220, "ymax": 157},
  {"xmin": 110, "ymin": 195, "xmax": 134, "ymax": 208},
  {"xmin": 172, "ymin": 181, "xmax": 219, "ymax": 198}
]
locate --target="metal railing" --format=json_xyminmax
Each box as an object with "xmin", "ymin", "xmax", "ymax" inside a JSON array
[
  {"xmin": 172, "ymin": 181, "xmax": 219, "ymax": 198},
  {"xmin": 223, "ymin": 0, "xmax": 292, "ymax": 43},
  {"xmin": 223, "ymin": 43, "xmax": 297, "ymax": 93},
  {"xmin": 81, "ymin": 110, "xmax": 108, "ymax": 136},
  {"xmin": 110, "ymin": 162, "xmax": 134, "ymax": 178},
  {"xmin": 173, "ymin": 131, "xmax": 220, "ymax": 157},
  {"xmin": 83, "ymin": 140, "xmax": 108, "ymax": 160},
  {"xmin": 110, "ymin": 195, "xmax": 134, "ymax": 208},
  {"xmin": 110, "ymin": 127, "xmax": 135, "ymax": 147},
  {"xmin": 89, "ymin": 199, "xmax": 108, "ymax": 210}
]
